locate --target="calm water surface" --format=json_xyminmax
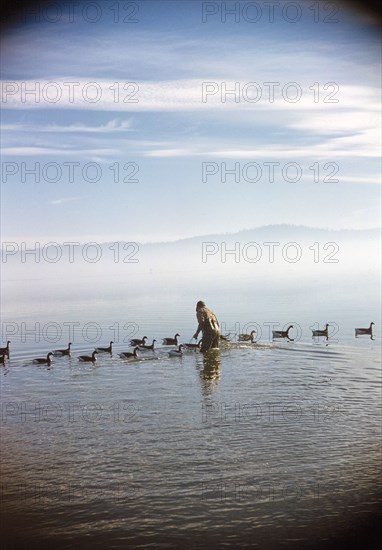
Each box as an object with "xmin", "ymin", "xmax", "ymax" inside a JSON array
[{"xmin": 1, "ymin": 283, "xmax": 381, "ymax": 549}]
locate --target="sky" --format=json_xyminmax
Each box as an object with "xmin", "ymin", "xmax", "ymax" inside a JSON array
[{"xmin": 0, "ymin": 0, "xmax": 381, "ymax": 244}]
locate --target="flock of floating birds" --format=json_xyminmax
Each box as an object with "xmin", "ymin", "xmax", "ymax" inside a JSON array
[{"xmin": 0, "ymin": 322, "xmax": 375, "ymax": 366}]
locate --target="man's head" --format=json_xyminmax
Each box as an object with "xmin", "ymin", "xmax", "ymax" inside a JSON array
[{"xmin": 196, "ymin": 300, "xmax": 205, "ymax": 310}]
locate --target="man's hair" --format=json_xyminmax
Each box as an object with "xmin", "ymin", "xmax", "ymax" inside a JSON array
[{"xmin": 196, "ymin": 301, "xmax": 206, "ymax": 309}]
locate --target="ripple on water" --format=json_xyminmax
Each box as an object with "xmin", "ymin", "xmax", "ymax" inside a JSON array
[{"xmin": 1, "ymin": 331, "xmax": 381, "ymax": 549}]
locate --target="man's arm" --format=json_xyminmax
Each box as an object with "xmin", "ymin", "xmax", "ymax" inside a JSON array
[{"xmin": 193, "ymin": 310, "xmax": 204, "ymax": 339}]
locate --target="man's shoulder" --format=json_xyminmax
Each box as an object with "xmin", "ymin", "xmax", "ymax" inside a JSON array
[{"xmin": 203, "ymin": 307, "xmax": 216, "ymax": 317}]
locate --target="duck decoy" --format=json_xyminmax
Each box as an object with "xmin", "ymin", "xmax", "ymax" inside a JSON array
[
  {"xmin": 168, "ymin": 344, "xmax": 183, "ymax": 357},
  {"xmin": 95, "ymin": 341, "xmax": 113, "ymax": 353},
  {"xmin": 238, "ymin": 330, "xmax": 256, "ymax": 343},
  {"xmin": 139, "ymin": 339, "xmax": 156, "ymax": 351},
  {"xmin": 312, "ymin": 324, "xmax": 330, "ymax": 339},
  {"xmin": 162, "ymin": 333, "xmax": 180, "ymax": 346},
  {"xmin": 53, "ymin": 342, "xmax": 72, "ymax": 356},
  {"xmin": 272, "ymin": 326, "xmax": 294, "ymax": 341},
  {"xmin": 130, "ymin": 336, "xmax": 147, "ymax": 346},
  {"xmin": 119, "ymin": 347, "xmax": 140, "ymax": 359},
  {"xmin": 78, "ymin": 351, "xmax": 98, "ymax": 363},
  {"xmin": 33, "ymin": 352, "xmax": 54, "ymax": 365},
  {"xmin": 355, "ymin": 322, "xmax": 374, "ymax": 339},
  {"xmin": 0, "ymin": 341, "xmax": 11, "ymax": 357}
]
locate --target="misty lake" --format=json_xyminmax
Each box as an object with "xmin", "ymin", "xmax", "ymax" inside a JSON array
[
  {"xmin": 1, "ymin": 258, "xmax": 381, "ymax": 549},
  {"xmin": 1, "ymin": 0, "xmax": 381, "ymax": 544}
]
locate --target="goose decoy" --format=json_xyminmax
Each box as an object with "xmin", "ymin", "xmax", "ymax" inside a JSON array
[
  {"xmin": 0, "ymin": 355, "xmax": 6, "ymax": 364},
  {"xmin": 0, "ymin": 341, "xmax": 11, "ymax": 357},
  {"xmin": 78, "ymin": 351, "xmax": 98, "ymax": 363},
  {"xmin": 238, "ymin": 330, "xmax": 256, "ymax": 343},
  {"xmin": 119, "ymin": 347, "xmax": 140, "ymax": 359},
  {"xmin": 130, "ymin": 336, "xmax": 148, "ymax": 346},
  {"xmin": 95, "ymin": 341, "xmax": 113, "ymax": 353},
  {"xmin": 355, "ymin": 322, "xmax": 374, "ymax": 339},
  {"xmin": 312, "ymin": 324, "xmax": 330, "ymax": 339},
  {"xmin": 168, "ymin": 344, "xmax": 183, "ymax": 357},
  {"xmin": 272, "ymin": 325, "xmax": 294, "ymax": 341},
  {"xmin": 33, "ymin": 352, "xmax": 54, "ymax": 365},
  {"xmin": 139, "ymin": 339, "xmax": 156, "ymax": 351},
  {"xmin": 162, "ymin": 333, "xmax": 180, "ymax": 346},
  {"xmin": 53, "ymin": 342, "xmax": 72, "ymax": 356}
]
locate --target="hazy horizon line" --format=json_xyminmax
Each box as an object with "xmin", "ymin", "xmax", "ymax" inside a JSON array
[{"xmin": 1, "ymin": 223, "xmax": 381, "ymax": 249}]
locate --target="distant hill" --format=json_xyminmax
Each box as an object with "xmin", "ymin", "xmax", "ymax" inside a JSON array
[
  {"xmin": 1, "ymin": 225, "xmax": 380, "ymax": 290},
  {"xmin": 132, "ymin": 224, "xmax": 381, "ymax": 249}
]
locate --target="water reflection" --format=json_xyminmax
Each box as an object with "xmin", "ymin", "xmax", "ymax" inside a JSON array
[
  {"xmin": 1, "ymin": 364, "xmax": 10, "ymax": 376},
  {"xmin": 196, "ymin": 349, "xmax": 221, "ymax": 397}
]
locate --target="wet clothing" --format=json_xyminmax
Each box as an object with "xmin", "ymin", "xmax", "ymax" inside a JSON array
[{"xmin": 196, "ymin": 306, "xmax": 220, "ymax": 352}]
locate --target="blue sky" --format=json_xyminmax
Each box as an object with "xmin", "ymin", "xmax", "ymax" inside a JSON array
[{"xmin": 1, "ymin": 0, "xmax": 380, "ymax": 243}]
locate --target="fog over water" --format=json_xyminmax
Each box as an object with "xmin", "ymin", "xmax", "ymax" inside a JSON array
[{"xmin": 1, "ymin": 0, "xmax": 381, "ymax": 547}]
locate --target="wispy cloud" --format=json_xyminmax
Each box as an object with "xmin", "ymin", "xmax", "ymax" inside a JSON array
[
  {"xmin": 1, "ymin": 146, "xmax": 119, "ymax": 157},
  {"xmin": 3, "ymin": 129, "xmax": 379, "ymax": 161},
  {"xmin": 288, "ymin": 111, "xmax": 380, "ymax": 134},
  {"xmin": 1, "ymin": 10, "xmax": 380, "ymax": 239},
  {"xmin": 2, "ymin": 79, "xmax": 379, "ymax": 161},
  {"xmin": 1, "ymin": 79, "xmax": 379, "ymax": 113},
  {"xmin": 49, "ymin": 197, "xmax": 80, "ymax": 205},
  {"xmin": 1, "ymin": 118, "xmax": 132, "ymax": 133},
  {"xmin": 145, "ymin": 148, "xmax": 197, "ymax": 157},
  {"xmin": 145, "ymin": 128, "xmax": 380, "ymax": 159}
]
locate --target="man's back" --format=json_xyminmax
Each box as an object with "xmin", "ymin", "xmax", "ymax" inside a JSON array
[{"xmin": 197, "ymin": 306, "xmax": 220, "ymax": 332}]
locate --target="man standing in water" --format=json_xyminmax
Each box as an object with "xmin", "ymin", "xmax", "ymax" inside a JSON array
[{"xmin": 193, "ymin": 301, "xmax": 220, "ymax": 352}]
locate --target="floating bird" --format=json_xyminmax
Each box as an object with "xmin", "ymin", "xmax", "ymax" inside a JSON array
[
  {"xmin": 53, "ymin": 342, "xmax": 72, "ymax": 356},
  {"xmin": 78, "ymin": 351, "xmax": 98, "ymax": 363},
  {"xmin": 168, "ymin": 344, "xmax": 183, "ymax": 357},
  {"xmin": 130, "ymin": 336, "xmax": 147, "ymax": 346},
  {"xmin": 0, "ymin": 341, "xmax": 11, "ymax": 357},
  {"xmin": 272, "ymin": 326, "xmax": 294, "ymax": 341},
  {"xmin": 162, "ymin": 333, "xmax": 180, "ymax": 346},
  {"xmin": 355, "ymin": 322, "xmax": 374, "ymax": 339},
  {"xmin": 220, "ymin": 334, "xmax": 231, "ymax": 342},
  {"xmin": 95, "ymin": 341, "xmax": 113, "ymax": 353},
  {"xmin": 139, "ymin": 339, "xmax": 156, "ymax": 351},
  {"xmin": 312, "ymin": 324, "xmax": 330, "ymax": 339},
  {"xmin": 183, "ymin": 341, "xmax": 201, "ymax": 351},
  {"xmin": 119, "ymin": 347, "xmax": 140, "ymax": 359},
  {"xmin": 238, "ymin": 330, "xmax": 257, "ymax": 343},
  {"xmin": 33, "ymin": 352, "xmax": 54, "ymax": 365}
]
